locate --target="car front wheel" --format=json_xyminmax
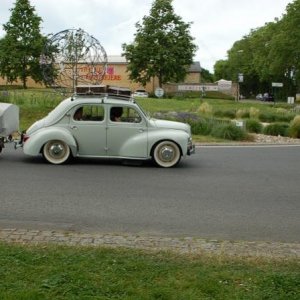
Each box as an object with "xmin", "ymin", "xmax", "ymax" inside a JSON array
[
  {"xmin": 43, "ymin": 140, "xmax": 71, "ymax": 164},
  {"xmin": 153, "ymin": 141, "xmax": 181, "ymax": 168}
]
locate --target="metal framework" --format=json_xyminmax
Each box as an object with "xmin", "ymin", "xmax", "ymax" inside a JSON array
[{"xmin": 41, "ymin": 28, "xmax": 107, "ymax": 93}]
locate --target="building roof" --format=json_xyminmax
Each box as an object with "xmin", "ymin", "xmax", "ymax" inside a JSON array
[
  {"xmin": 107, "ymin": 55, "xmax": 127, "ymax": 64},
  {"xmin": 188, "ymin": 61, "xmax": 201, "ymax": 73},
  {"xmin": 107, "ymin": 55, "xmax": 201, "ymax": 73}
]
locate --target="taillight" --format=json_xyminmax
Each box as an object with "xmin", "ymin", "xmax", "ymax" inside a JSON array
[{"xmin": 23, "ymin": 134, "xmax": 30, "ymax": 143}]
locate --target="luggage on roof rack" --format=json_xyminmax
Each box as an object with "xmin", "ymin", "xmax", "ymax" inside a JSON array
[
  {"xmin": 76, "ymin": 85, "xmax": 106, "ymax": 95},
  {"xmin": 75, "ymin": 85, "xmax": 132, "ymax": 98},
  {"xmin": 107, "ymin": 86, "xmax": 131, "ymax": 97}
]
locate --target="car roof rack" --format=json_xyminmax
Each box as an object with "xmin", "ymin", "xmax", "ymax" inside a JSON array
[{"xmin": 75, "ymin": 85, "xmax": 133, "ymax": 101}]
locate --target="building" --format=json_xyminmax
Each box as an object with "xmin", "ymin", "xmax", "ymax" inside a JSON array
[{"xmin": 0, "ymin": 55, "xmax": 201, "ymax": 93}]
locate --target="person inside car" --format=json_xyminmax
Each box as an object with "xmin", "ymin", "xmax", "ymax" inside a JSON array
[
  {"xmin": 110, "ymin": 107, "xmax": 123, "ymax": 122},
  {"xmin": 74, "ymin": 107, "xmax": 83, "ymax": 120}
]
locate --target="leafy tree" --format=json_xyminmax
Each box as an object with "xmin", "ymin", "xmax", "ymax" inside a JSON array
[
  {"xmin": 200, "ymin": 67, "xmax": 214, "ymax": 83},
  {"xmin": 213, "ymin": 0, "xmax": 300, "ymax": 98},
  {"xmin": 0, "ymin": 0, "xmax": 46, "ymax": 88},
  {"xmin": 122, "ymin": 0, "xmax": 197, "ymax": 87},
  {"xmin": 214, "ymin": 59, "xmax": 231, "ymax": 81}
]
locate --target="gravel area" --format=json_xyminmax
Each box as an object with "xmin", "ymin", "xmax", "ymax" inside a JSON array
[
  {"xmin": 252, "ymin": 134, "xmax": 300, "ymax": 144},
  {"xmin": 1, "ymin": 229, "xmax": 299, "ymax": 259}
]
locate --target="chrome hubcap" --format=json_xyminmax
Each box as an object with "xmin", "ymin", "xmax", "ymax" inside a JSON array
[
  {"xmin": 49, "ymin": 143, "xmax": 64, "ymax": 157},
  {"xmin": 160, "ymin": 146, "xmax": 174, "ymax": 161}
]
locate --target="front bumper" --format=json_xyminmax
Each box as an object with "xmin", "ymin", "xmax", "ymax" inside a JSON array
[{"xmin": 187, "ymin": 143, "xmax": 196, "ymax": 155}]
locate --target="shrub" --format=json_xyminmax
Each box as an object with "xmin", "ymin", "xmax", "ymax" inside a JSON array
[
  {"xmin": 190, "ymin": 118, "xmax": 214, "ymax": 135},
  {"xmin": 259, "ymin": 112, "xmax": 277, "ymax": 122},
  {"xmin": 249, "ymin": 107, "xmax": 260, "ymax": 119},
  {"xmin": 197, "ymin": 102, "xmax": 213, "ymax": 114},
  {"xmin": 263, "ymin": 123, "xmax": 289, "ymax": 136},
  {"xmin": 246, "ymin": 119, "xmax": 263, "ymax": 133},
  {"xmin": 211, "ymin": 123, "xmax": 247, "ymax": 141},
  {"xmin": 288, "ymin": 115, "xmax": 300, "ymax": 138},
  {"xmin": 214, "ymin": 109, "xmax": 236, "ymax": 119},
  {"xmin": 259, "ymin": 111, "xmax": 295, "ymax": 123},
  {"xmin": 236, "ymin": 109, "xmax": 249, "ymax": 119}
]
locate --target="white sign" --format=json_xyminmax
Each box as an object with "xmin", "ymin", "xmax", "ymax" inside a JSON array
[
  {"xmin": 217, "ymin": 80, "xmax": 232, "ymax": 91},
  {"xmin": 272, "ymin": 82, "xmax": 283, "ymax": 87},
  {"xmin": 287, "ymin": 97, "xmax": 295, "ymax": 104},
  {"xmin": 178, "ymin": 85, "xmax": 218, "ymax": 92},
  {"xmin": 155, "ymin": 87, "xmax": 164, "ymax": 98}
]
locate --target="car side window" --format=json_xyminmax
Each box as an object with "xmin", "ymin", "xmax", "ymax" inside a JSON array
[
  {"xmin": 73, "ymin": 105, "xmax": 104, "ymax": 121},
  {"xmin": 110, "ymin": 106, "xmax": 142, "ymax": 123}
]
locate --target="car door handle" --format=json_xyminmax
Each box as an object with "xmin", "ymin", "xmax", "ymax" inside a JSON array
[
  {"xmin": 139, "ymin": 129, "xmax": 144, "ymax": 133},
  {"xmin": 71, "ymin": 125, "xmax": 78, "ymax": 130}
]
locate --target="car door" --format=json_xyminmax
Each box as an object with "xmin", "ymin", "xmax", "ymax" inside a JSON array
[
  {"xmin": 69, "ymin": 104, "xmax": 107, "ymax": 156},
  {"xmin": 107, "ymin": 105, "xmax": 148, "ymax": 158}
]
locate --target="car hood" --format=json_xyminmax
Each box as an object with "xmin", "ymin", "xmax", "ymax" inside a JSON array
[{"xmin": 150, "ymin": 119, "xmax": 191, "ymax": 134}]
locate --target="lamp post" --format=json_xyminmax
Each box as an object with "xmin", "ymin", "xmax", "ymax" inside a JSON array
[{"xmin": 236, "ymin": 50, "xmax": 244, "ymax": 102}]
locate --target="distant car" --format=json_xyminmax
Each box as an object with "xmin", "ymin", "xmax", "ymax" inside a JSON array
[
  {"xmin": 264, "ymin": 93, "xmax": 274, "ymax": 102},
  {"xmin": 256, "ymin": 93, "xmax": 263, "ymax": 100},
  {"xmin": 21, "ymin": 85, "xmax": 195, "ymax": 167},
  {"xmin": 132, "ymin": 89, "xmax": 149, "ymax": 98}
]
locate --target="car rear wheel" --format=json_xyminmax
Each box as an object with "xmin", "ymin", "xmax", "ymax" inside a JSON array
[
  {"xmin": 43, "ymin": 140, "xmax": 71, "ymax": 164},
  {"xmin": 153, "ymin": 141, "xmax": 181, "ymax": 168}
]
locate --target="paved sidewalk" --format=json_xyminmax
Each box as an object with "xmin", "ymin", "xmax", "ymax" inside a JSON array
[{"xmin": 1, "ymin": 228, "xmax": 299, "ymax": 259}]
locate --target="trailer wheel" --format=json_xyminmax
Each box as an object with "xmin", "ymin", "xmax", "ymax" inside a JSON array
[{"xmin": 43, "ymin": 140, "xmax": 70, "ymax": 164}]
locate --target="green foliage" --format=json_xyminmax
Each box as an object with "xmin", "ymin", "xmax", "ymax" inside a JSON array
[
  {"xmin": 249, "ymin": 107, "xmax": 260, "ymax": 119},
  {"xmin": 197, "ymin": 102, "xmax": 213, "ymax": 114},
  {"xmin": 214, "ymin": 109, "xmax": 236, "ymax": 119},
  {"xmin": 236, "ymin": 109, "xmax": 250, "ymax": 119},
  {"xmin": 288, "ymin": 115, "xmax": 300, "ymax": 138},
  {"xmin": 263, "ymin": 123, "xmax": 289, "ymax": 136},
  {"xmin": 259, "ymin": 111, "xmax": 295, "ymax": 123},
  {"xmin": 190, "ymin": 118, "xmax": 215, "ymax": 135},
  {"xmin": 246, "ymin": 119, "xmax": 263, "ymax": 133},
  {"xmin": 0, "ymin": 0, "xmax": 47, "ymax": 88},
  {"xmin": 122, "ymin": 0, "xmax": 197, "ymax": 87},
  {"xmin": 1, "ymin": 242, "xmax": 299, "ymax": 300},
  {"xmin": 211, "ymin": 123, "xmax": 247, "ymax": 141},
  {"xmin": 214, "ymin": 0, "xmax": 300, "ymax": 98}
]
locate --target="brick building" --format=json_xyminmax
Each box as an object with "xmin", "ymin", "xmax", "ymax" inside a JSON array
[{"xmin": 0, "ymin": 55, "xmax": 201, "ymax": 93}]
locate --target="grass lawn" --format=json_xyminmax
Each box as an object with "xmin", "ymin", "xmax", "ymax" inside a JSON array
[
  {"xmin": 0, "ymin": 242, "xmax": 299, "ymax": 300},
  {"xmin": 1, "ymin": 89, "xmax": 299, "ymax": 141}
]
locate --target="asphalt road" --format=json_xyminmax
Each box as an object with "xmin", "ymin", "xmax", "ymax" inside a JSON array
[{"xmin": 1, "ymin": 143, "xmax": 300, "ymax": 243}]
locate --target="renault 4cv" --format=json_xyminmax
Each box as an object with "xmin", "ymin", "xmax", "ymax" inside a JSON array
[{"xmin": 21, "ymin": 85, "xmax": 195, "ymax": 167}]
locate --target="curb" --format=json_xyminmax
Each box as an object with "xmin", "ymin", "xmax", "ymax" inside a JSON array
[{"xmin": 1, "ymin": 228, "xmax": 299, "ymax": 259}]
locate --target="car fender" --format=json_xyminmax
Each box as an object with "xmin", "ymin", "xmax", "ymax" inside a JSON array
[
  {"xmin": 147, "ymin": 129, "xmax": 189, "ymax": 157},
  {"xmin": 23, "ymin": 127, "xmax": 77, "ymax": 156}
]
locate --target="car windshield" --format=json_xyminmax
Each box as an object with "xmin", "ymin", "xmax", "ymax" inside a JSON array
[{"xmin": 134, "ymin": 100, "xmax": 151, "ymax": 119}]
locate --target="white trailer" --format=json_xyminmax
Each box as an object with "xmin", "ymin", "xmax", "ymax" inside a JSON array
[{"xmin": 0, "ymin": 103, "xmax": 19, "ymax": 153}]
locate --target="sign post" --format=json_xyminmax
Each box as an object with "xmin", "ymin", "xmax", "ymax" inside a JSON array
[
  {"xmin": 271, "ymin": 82, "xmax": 283, "ymax": 103},
  {"xmin": 155, "ymin": 87, "xmax": 164, "ymax": 98}
]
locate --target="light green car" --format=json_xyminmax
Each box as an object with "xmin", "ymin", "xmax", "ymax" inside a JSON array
[{"xmin": 22, "ymin": 87, "xmax": 195, "ymax": 167}]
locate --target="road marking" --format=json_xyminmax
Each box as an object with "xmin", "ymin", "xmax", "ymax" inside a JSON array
[{"xmin": 196, "ymin": 144, "xmax": 300, "ymax": 149}]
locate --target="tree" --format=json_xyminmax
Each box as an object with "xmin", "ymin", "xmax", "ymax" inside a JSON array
[
  {"xmin": 200, "ymin": 67, "xmax": 214, "ymax": 83},
  {"xmin": 122, "ymin": 0, "xmax": 197, "ymax": 88},
  {"xmin": 0, "ymin": 0, "xmax": 46, "ymax": 88}
]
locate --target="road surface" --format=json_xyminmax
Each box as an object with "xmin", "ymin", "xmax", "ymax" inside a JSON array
[{"xmin": 1, "ymin": 143, "xmax": 299, "ymax": 243}]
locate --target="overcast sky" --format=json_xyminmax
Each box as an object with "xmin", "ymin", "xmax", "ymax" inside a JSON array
[{"xmin": 0, "ymin": 0, "xmax": 293, "ymax": 72}]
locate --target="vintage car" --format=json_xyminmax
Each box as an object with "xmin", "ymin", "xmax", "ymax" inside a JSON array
[{"xmin": 22, "ymin": 86, "xmax": 195, "ymax": 167}]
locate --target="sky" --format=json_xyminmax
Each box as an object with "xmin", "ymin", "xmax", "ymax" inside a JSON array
[{"xmin": 0, "ymin": 0, "xmax": 293, "ymax": 72}]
